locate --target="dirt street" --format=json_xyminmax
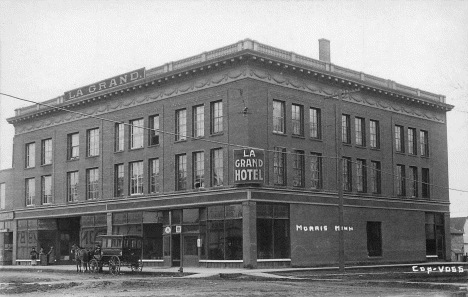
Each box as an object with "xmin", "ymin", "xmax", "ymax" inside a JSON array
[{"xmin": 1, "ymin": 270, "xmax": 467, "ymax": 297}]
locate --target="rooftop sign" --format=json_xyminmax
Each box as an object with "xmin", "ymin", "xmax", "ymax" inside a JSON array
[
  {"xmin": 234, "ymin": 149, "xmax": 264, "ymax": 184},
  {"xmin": 64, "ymin": 68, "xmax": 145, "ymax": 101}
]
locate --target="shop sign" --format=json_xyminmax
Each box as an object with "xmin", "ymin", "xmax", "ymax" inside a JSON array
[
  {"xmin": 64, "ymin": 68, "xmax": 146, "ymax": 101},
  {"xmin": 164, "ymin": 226, "xmax": 171, "ymax": 234},
  {"xmin": 234, "ymin": 149, "xmax": 264, "ymax": 184},
  {"xmin": 295, "ymin": 225, "xmax": 354, "ymax": 232},
  {"xmin": 0, "ymin": 228, "xmax": 9, "ymax": 233},
  {"xmin": 176, "ymin": 226, "xmax": 182, "ymax": 233}
]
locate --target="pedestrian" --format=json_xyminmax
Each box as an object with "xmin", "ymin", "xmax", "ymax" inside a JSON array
[
  {"xmin": 39, "ymin": 247, "xmax": 48, "ymax": 265},
  {"xmin": 30, "ymin": 247, "xmax": 38, "ymax": 266},
  {"xmin": 48, "ymin": 246, "xmax": 56, "ymax": 265}
]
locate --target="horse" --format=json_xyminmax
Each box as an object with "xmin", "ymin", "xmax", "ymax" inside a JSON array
[{"xmin": 72, "ymin": 244, "xmax": 90, "ymax": 273}]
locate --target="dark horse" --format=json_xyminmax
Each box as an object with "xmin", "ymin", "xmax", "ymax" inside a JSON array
[{"xmin": 72, "ymin": 244, "xmax": 90, "ymax": 273}]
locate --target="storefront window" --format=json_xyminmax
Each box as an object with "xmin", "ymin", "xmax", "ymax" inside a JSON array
[{"xmin": 257, "ymin": 203, "xmax": 290, "ymax": 259}]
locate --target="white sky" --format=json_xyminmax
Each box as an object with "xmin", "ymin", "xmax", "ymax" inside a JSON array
[{"xmin": 0, "ymin": 0, "xmax": 467, "ymax": 216}]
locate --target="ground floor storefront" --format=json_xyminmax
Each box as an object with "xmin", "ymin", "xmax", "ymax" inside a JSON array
[{"xmin": 0, "ymin": 188, "xmax": 451, "ymax": 267}]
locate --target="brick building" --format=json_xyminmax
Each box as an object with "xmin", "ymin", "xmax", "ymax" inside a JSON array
[{"xmin": 0, "ymin": 39, "xmax": 453, "ymax": 268}]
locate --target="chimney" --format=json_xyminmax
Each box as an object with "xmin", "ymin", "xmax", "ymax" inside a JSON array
[{"xmin": 319, "ymin": 39, "xmax": 331, "ymax": 63}]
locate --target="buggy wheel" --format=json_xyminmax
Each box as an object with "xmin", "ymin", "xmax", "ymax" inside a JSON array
[
  {"xmin": 109, "ymin": 256, "xmax": 120, "ymax": 275},
  {"xmin": 131, "ymin": 258, "xmax": 143, "ymax": 273},
  {"xmin": 89, "ymin": 259, "xmax": 99, "ymax": 273}
]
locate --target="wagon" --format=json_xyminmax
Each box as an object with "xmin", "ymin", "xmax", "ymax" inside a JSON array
[{"xmin": 89, "ymin": 234, "xmax": 143, "ymax": 275}]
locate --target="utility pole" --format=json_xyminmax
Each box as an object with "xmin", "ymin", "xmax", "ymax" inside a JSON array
[{"xmin": 335, "ymin": 91, "xmax": 345, "ymax": 273}]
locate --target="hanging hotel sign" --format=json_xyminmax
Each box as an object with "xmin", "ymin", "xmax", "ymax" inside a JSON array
[
  {"xmin": 234, "ymin": 149, "xmax": 264, "ymax": 184},
  {"xmin": 64, "ymin": 68, "xmax": 146, "ymax": 101}
]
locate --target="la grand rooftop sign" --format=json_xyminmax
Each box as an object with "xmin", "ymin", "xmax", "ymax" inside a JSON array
[{"xmin": 65, "ymin": 68, "xmax": 145, "ymax": 101}]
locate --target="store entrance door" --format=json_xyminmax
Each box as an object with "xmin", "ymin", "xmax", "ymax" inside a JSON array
[
  {"xmin": 171, "ymin": 234, "xmax": 180, "ymax": 267},
  {"xmin": 182, "ymin": 235, "xmax": 199, "ymax": 267}
]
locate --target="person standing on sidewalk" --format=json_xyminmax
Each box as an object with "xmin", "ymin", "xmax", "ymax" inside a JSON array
[
  {"xmin": 48, "ymin": 246, "xmax": 56, "ymax": 265},
  {"xmin": 30, "ymin": 247, "xmax": 38, "ymax": 266}
]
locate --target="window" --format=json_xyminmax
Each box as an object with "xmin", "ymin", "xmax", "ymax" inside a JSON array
[
  {"xmin": 67, "ymin": 171, "xmax": 79, "ymax": 202},
  {"xmin": 273, "ymin": 100, "xmax": 285, "ymax": 134},
  {"xmin": 176, "ymin": 154, "xmax": 187, "ymax": 190},
  {"xmin": 130, "ymin": 119, "xmax": 144, "ymax": 149},
  {"xmin": 395, "ymin": 125, "xmax": 404, "ymax": 153},
  {"xmin": 408, "ymin": 128, "xmax": 417, "ymax": 155},
  {"xmin": 310, "ymin": 153, "xmax": 322, "ymax": 189},
  {"xmin": 355, "ymin": 117, "xmax": 365, "ymax": 146},
  {"xmin": 367, "ymin": 221, "xmax": 382, "ymax": 257},
  {"xmin": 86, "ymin": 168, "xmax": 99, "ymax": 200},
  {"xmin": 193, "ymin": 152, "xmax": 205, "ymax": 189},
  {"xmin": 409, "ymin": 166, "xmax": 418, "ymax": 198},
  {"xmin": 342, "ymin": 114, "xmax": 350, "ymax": 144},
  {"xmin": 211, "ymin": 101, "xmax": 223, "ymax": 134},
  {"xmin": 0, "ymin": 183, "xmax": 5, "ymax": 210},
  {"xmin": 25, "ymin": 178, "xmax": 35, "ymax": 206},
  {"xmin": 342, "ymin": 157, "xmax": 352, "ymax": 191},
  {"xmin": 25, "ymin": 142, "xmax": 35, "ymax": 168},
  {"xmin": 175, "ymin": 109, "xmax": 187, "ymax": 141},
  {"xmin": 356, "ymin": 159, "xmax": 367, "ymax": 192},
  {"xmin": 130, "ymin": 161, "xmax": 143, "ymax": 195},
  {"xmin": 211, "ymin": 148, "xmax": 224, "ymax": 187},
  {"xmin": 420, "ymin": 130, "xmax": 429, "ymax": 157},
  {"xmin": 193, "ymin": 106, "xmax": 204, "ymax": 137},
  {"xmin": 370, "ymin": 161, "xmax": 381, "ymax": 194},
  {"xmin": 115, "ymin": 123, "xmax": 124, "ymax": 152},
  {"xmin": 149, "ymin": 159, "xmax": 160, "ymax": 193},
  {"xmin": 369, "ymin": 120, "xmax": 380, "ymax": 149},
  {"xmin": 257, "ymin": 204, "xmax": 290, "ymax": 259},
  {"xmin": 422, "ymin": 168, "xmax": 430, "ymax": 198},
  {"xmin": 41, "ymin": 175, "xmax": 52, "ymax": 204},
  {"xmin": 292, "ymin": 150, "xmax": 304, "ymax": 187},
  {"xmin": 114, "ymin": 164, "xmax": 124, "ymax": 197},
  {"xmin": 87, "ymin": 128, "xmax": 100, "ymax": 157},
  {"xmin": 67, "ymin": 133, "xmax": 79, "ymax": 160},
  {"xmin": 396, "ymin": 164, "xmax": 406, "ymax": 196},
  {"xmin": 291, "ymin": 104, "xmax": 303, "ymax": 136},
  {"xmin": 425, "ymin": 213, "xmax": 444, "ymax": 258},
  {"xmin": 273, "ymin": 147, "xmax": 286, "ymax": 185},
  {"xmin": 309, "ymin": 107, "xmax": 321, "ymax": 139},
  {"xmin": 41, "ymin": 138, "xmax": 52, "ymax": 165},
  {"xmin": 149, "ymin": 115, "xmax": 160, "ymax": 145}
]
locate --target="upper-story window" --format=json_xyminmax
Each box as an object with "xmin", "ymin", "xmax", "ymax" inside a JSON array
[
  {"xmin": 369, "ymin": 120, "xmax": 380, "ymax": 149},
  {"xmin": 176, "ymin": 154, "xmax": 187, "ymax": 190},
  {"xmin": 273, "ymin": 147, "xmax": 286, "ymax": 185},
  {"xmin": 211, "ymin": 101, "xmax": 223, "ymax": 134},
  {"xmin": 114, "ymin": 164, "xmax": 124, "ymax": 197},
  {"xmin": 41, "ymin": 175, "xmax": 52, "ymax": 204},
  {"xmin": 408, "ymin": 128, "xmax": 417, "ymax": 155},
  {"xmin": 115, "ymin": 123, "xmax": 124, "ymax": 152},
  {"xmin": 395, "ymin": 125, "xmax": 404, "ymax": 153},
  {"xmin": 396, "ymin": 164, "xmax": 406, "ymax": 196},
  {"xmin": 355, "ymin": 117, "xmax": 365, "ymax": 146},
  {"xmin": 420, "ymin": 130, "xmax": 429, "ymax": 157},
  {"xmin": 422, "ymin": 168, "xmax": 430, "ymax": 198},
  {"xmin": 291, "ymin": 104, "xmax": 304, "ymax": 136},
  {"xmin": 356, "ymin": 159, "xmax": 367, "ymax": 192},
  {"xmin": 25, "ymin": 178, "xmax": 35, "ymax": 206},
  {"xmin": 86, "ymin": 168, "xmax": 99, "ymax": 200},
  {"xmin": 130, "ymin": 161, "xmax": 143, "ymax": 195},
  {"xmin": 175, "ymin": 109, "xmax": 187, "ymax": 141},
  {"xmin": 211, "ymin": 148, "xmax": 224, "ymax": 187},
  {"xmin": 67, "ymin": 171, "xmax": 79, "ymax": 202},
  {"xmin": 273, "ymin": 100, "xmax": 285, "ymax": 134},
  {"xmin": 309, "ymin": 107, "xmax": 321, "ymax": 139},
  {"xmin": 193, "ymin": 152, "xmax": 205, "ymax": 189},
  {"xmin": 130, "ymin": 119, "xmax": 144, "ymax": 149},
  {"xmin": 310, "ymin": 152, "xmax": 322, "ymax": 190},
  {"xmin": 149, "ymin": 115, "xmax": 160, "ymax": 146},
  {"xmin": 41, "ymin": 139, "xmax": 52, "ymax": 165},
  {"xmin": 193, "ymin": 106, "xmax": 204, "ymax": 138},
  {"xmin": 409, "ymin": 166, "xmax": 418, "ymax": 198},
  {"xmin": 370, "ymin": 161, "xmax": 381, "ymax": 194},
  {"xmin": 25, "ymin": 142, "xmax": 35, "ymax": 168},
  {"xmin": 342, "ymin": 157, "xmax": 352, "ymax": 191},
  {"xmin": 67, "ymin": 133, "xmax": 79, "ymax": 160},
  {"xmin": 0, "ymin": 183, "xmax": 5, "ymax": 210},
  {"xmin": 342, "ymin": 115, "xmax": 351, "ymax": 144},
  {"xmin": 87, "ymin": 128, "xmax": 100, "ymax": 157},
  {"xmin": 293, "ymin": 150, "xmax": 304, "ymax": 187},
  {"xmin": 149, "ymin": 158, "xmax": 160, "ymax": 193}
]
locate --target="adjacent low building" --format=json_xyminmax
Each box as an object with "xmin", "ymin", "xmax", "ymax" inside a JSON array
[{"xmin": 0, "ymin": 39, "xmax": 453, "ymax": 268}]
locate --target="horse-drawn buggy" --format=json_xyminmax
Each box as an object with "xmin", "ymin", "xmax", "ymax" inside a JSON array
[{"xmin": 88, "ymin": 234, "xmax": 144, "ymax": 275}]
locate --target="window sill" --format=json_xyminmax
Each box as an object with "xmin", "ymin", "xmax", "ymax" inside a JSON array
[
  {"xmin": 67, "ymin": 157, "xmax": 80, "ymax": 162},
  {"xmin": 309, "ymin": 137, "xmax": 322, "ymax": 142},
  {"xmin": 114, "ymin": 150, "xmax": 124, "ymax": 154},
  {"xmin": 421, "ymin": 155, "xmax": 430, "ymax": 159},
  {"xmin": 41, "ymin": 163, "xmax": 52, "ymax": 167},
  {"xmin": 355, "ymin": 145, "xmax": 367, "ymax": 149},
  {"xmin": 24, "ymin": 166, "xmax": 35, "ymax": 170},
  {"xmin": 86, "ymin": 155, "xmax": 100, "ymax": 159},
  {"xmin": 129, "ymin": 147, "xmax": 144, "ymax": 151},
  {"xmin": 272, "ymin": 132, "xmax": 287, "ymax": 137},
  {"xmin": 342, "ymin": 143, "xmax": 352, "ymax": 147},
  {"xmin": 191, "ymin": 136, "xmax": 205, "ymax": 141},
  {"xmin": 210, "ymin": 133, "xmax": 224, "ymax": 137},
  {"xmin": 369, "ymin": 147, "xmax": 380, "ymax": 151},
  {"xmin": 174, "ymin": 139, "xmax": 188, "ymax": 143},
  {"xmin": 148, "ymin": 144, "xmax": 161, "ymax": 148},
  {"xmin": 291, "ymin": 135, "xmax": 305, "ymax": 139},
  {"xmin": 395, "ymin": 151, "xmax": 406, "ymax": 155}
]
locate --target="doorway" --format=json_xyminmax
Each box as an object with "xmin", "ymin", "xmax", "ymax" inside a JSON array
[{"xmin": 171, "ymin": 234, "xmax": 180, "ymax": 267}]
